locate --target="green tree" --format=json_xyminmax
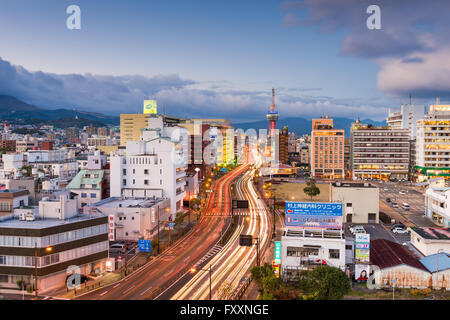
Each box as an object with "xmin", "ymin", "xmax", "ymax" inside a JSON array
[
  {"xmin": 20, "ymin": 165, "xmax": 32, "ymax": 177},
  {"xmin": 300, "ymin": 265, "xmax": 350, "ymax": 300},
  {"xmin": 151, "ymin": 238, "xmax": 159, "ymax": 252},
  {"xmin": 174, "ymin": 211, "xmax": 185, "ymax": 226},
  {"xmin": 250, "ymin": 263, "xmax": 281, "ymax": 299},
  {"xmin": 189, "ymin": 198, "xmax": 201, "ymax": 220},
  {"xmin": 303, "ymin": 179, "xmax": 320, "ymax": 201}
]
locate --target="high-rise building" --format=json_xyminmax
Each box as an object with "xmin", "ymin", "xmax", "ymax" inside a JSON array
[
  {"xmin": 310, "ymin": 116, "xmax": 344, "ymax": 179},
  {"xmin": 65, "ymin": 127, "xmax": 78, "ymax": 140},
  {"xmin": 97, "ymin": 127, "xmax": 109, "ymax": 137},
  {"xmin": 279, "ymin": 126, "xmax": 289, "ymax": 164},
  {"xmin": 350, "ymin": 120, "xmax": 409, "ymax": 181},
  {"xmin": 120, "ymin": 114, "xmax": 151, "ymax": 146},
  {"xmin": 415, "ymin": 104, "xmax": 450, "ymax": 181},
  {"xmin": 386, "ymin": 104, "xmax": 426, "ymax": 140}
]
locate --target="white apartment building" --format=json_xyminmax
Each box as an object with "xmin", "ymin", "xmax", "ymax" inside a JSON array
[
  {"xmin": 424, "ymin": 186, "xmax": 450, "ymax": 227},
  {"xmin": 386, "ymin": 104, "xmax": 426, "ymax": 139},
  {"xmin": 415, "ymin": 104, "xmax": 450, "ymax": 181},
  {"xmin": 26, "ymin": 150, "xmax": 67, "ymax": 163},
  {"xmin": 110, "ymin": 116, "xmax": 187, "ymax": 216},
  {"xmin": 1, "ymin": 154, "xmax": 26, "ymax": 178},
  {"xmin": 88, "ymin": 197, "xmax": 171, "ymax": 241},
  {"xmin": 281, "ymin": 228, "xmax": 346, "ymax": 280},
  {"xmin": 350, "ymin": 121, "xmax": 409, "ymax": 180}
]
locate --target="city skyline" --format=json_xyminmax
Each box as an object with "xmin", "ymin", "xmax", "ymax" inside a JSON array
[{"xmin": 1, "ymin": 1, "xmax": 450, "ymax": 122}]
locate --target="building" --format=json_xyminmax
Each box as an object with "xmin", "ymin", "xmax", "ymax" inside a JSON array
[
  {"xmin": 281, "ymin": 228, "xmax": 346, "ymax": 280},
  {"xmin": 279, "ymin": 126, "xmax": 289, "ymax": 164},
  {"xmin": 344, "ymin": 137, "xmax": 351, "ymax": 176},
  {"xmin": 87, "ymin": 197, "xmax": 170, "ymax": 241},
  {"xmin": 97, "ymin": 127, "xmax": 109, "ymax": 137},
  {"xmin": 120, "ymin": 114, "xmax": 150, "ymax": 146},
  {"xmin": 0, "ymin": 192, "xmax": 109, "ymax": 293},
  {"xmin": 288, "ymin": 132, "xmax": 298, "ymax": 153},
  {"xmin": 386, "ymin": 104, "xmax": 426, "ymax": 140},
  {"xmin": 64, "ymin": 127, "xmax": 78, "ymax": 140},
  {"xmin": 67, "ymin": 170, "xmax": 106, "ymax": 210},
  {"xmin": 424, "ymin": 187, "xmax": 450, "ymax": 227},
  {"xmin": 1, "ymin": 140, "xmax": 16, "ymax": 152},
  {"xmin": 409, "ymin": 227, "xmax": 450, "ymax": 255},
  {"xmin": 419, "ymin": 253, "xmax": 450, "ymax": 290},
  {"xmin": 310, "ymin": 116, "xmax": 345, "ymax": 179},
  {"xmin": 0, "ymin": 189, "xmax": 29, "ymax": 216},
  {"xmin": 415, "ymin": 104, "xmax": 450, "ymax": 181},
  {"xmin": 369, "ymin": 239, "xmax": 432, "ymax": 289},
  {"xmin": 184, "ymin": 171, "xmax": 199, "ymax": 205},
  {"xmin": 350, "ymin": 120, "xmax": 409, "ymax": 181},
  {"xmin": 299, "ymin": 146, "xmax": 309, "ymax": 165},
  {"xmin": 40, "ymin": 141, "xmax": 53, "ymax": 151},
  {"xmin": 111, "ymin": 116, "xmax": 187, "ymax": 216},
  {"xmin": 330, "ymin": 182, "xmax": 379, "ymax": 224}
]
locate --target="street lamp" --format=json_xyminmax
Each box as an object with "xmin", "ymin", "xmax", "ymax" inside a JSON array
[
  {"xmin": 190, "ymin": 264, "xmax": 213, "ymax": 300},
  {"xmin": 34, "ymin": 245, "xmax": 52, "ymax": 299}
]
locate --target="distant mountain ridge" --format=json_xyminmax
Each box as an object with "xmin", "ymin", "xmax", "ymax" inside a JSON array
[
  {"xmin": 232, "ymin": 117, "xmax": 388, "ymax": 137},
  {"xmin": 0, "ymin": 95, "xmax": 119, "ymax": 126}
]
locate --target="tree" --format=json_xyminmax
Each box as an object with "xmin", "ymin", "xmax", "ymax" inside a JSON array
[
  {"xmin": 174, "ymin": 211, "xmax": 185, "ymax": 226},
  {"xmin": 303, "ymin": 179, "xmax": 320, "ymax": 201},
  {"xmin": 299, "ymin": 265, "xmax": 350, "ymax": 300},
  {"xmin": 250, "ymin": 263, "xmax": 281, "ymax": 299},
  {"xmin": 189, "ymin": 198, "xmax": 201, "ymax": 220}
]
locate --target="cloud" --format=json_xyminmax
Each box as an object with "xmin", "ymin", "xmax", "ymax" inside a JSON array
[
  {"xmin": 281, "ymin": 0, "xmax": 450, "ymax": 101},
  {"xmin": 0, "ymin": 56, "xmax": 386, "ymax": 121},
  {"xmin": 0, "ymin": 57, "xmax": 195, "ymax": 115}
]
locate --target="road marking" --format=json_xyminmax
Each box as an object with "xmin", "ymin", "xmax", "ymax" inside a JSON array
[
  {"xmin": 99, "ymin": 291, "xmax": 108, "ymax": 297},
  {"xmin": 122, "ymin": 284, "xmax": 136, "ymax": 294},
  {"xmin": 140, "ymin": 286, "xmax": 154, "ymax": 296}
]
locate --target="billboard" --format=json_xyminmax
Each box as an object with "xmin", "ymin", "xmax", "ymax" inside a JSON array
[
  {"xmin": 143, "ymin": 100, "xmax": 157, "ymax": 114},
  {"xmin": 285, "ymin": 202, "xmax": 343, "ymax": 229},
  {"xmin": 355, "ymin": 264, "xmax": 369, "ymax": 282},
  {"xmin": 355, "ymin": 233, "xmax": 370, "ymax": 263}
]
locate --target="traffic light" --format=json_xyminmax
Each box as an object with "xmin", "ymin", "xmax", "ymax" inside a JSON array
[{"xmin": 239, "ymin": 234, "xmax": 253, "ymax": 246}]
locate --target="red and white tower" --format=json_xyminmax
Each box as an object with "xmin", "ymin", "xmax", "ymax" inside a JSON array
[{"xmin": 266, "ymin": 88, "xmax": 279, "ymax": 134}]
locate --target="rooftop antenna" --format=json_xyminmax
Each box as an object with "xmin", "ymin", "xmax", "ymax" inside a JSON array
[{"xmin": 409, "ymin": 93, "xmax": 412, "ymax": 105}]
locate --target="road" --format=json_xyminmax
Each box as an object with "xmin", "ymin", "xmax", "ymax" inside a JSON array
[
  {"xmin": 73, "ymin": 164, "xmax": 249, "ymax": 300},
  {"xmin": 170, "ymin": 164, "xmax": 271, "ymax": 300},
  {"xmin": 377, "ymin": 180, "xmax": 437, "ymax": 227}
]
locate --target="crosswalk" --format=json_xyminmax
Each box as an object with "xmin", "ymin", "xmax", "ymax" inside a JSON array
[{"xmin": 193, "ymin": 245, "xmax": 222, "ymax": 268}]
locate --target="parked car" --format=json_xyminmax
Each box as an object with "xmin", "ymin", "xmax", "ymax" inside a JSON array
[
  {"xmin": 392, "ymin": 227, "xmax": 409, "ymax": 234},
  {"xmin": 386, "ymin": 197, "xmax": 391, "ymax": 203},
  {"xmin": 350, "ymin": 225, "xmax": 366, "ymax": 234},
  {"xmin": 391, "ymin": 223, "xmax": 406, "ymax": 230},
  {"xmin": 110, "ymin": 243, "xmax": 125, "ymax": 253},
  {"xmin": 399, "ymin": 190, "xmax": 406, "ymax": 195},
  {"xmin": 392, "ymin": 201, "xmax": 398, "ymax": 208},
  {"xmin": 402, "ymin": 203, "xmax": 410, "ymax": 210}
]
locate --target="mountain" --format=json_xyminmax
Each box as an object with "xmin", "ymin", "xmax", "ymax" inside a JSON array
[
  {"xmin": 232, "ymin": 117, "xmax": 387, "ymax": 137},
  {"xmin": 0, "ymin": 95, "xmax": 119, "ymax": 127}
]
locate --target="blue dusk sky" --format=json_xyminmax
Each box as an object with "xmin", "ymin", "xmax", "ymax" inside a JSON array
[{"xmin": 0, "ymin": 0, "xmax": 449, "ymax": 122}]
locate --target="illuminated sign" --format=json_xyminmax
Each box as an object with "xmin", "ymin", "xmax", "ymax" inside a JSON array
[
  {"xmin": 274, "ymin": 241, "xmax": 281, "ymax": 263},
  {"xmin": 138, "ymin": 239, "xmax": 152, "ymax": 253},
  {"xmin": 143, "ymin": 100, "xmax": 157, "ymax": 114},
  {"xmin": 108, "ymin": 215, "xmax": 115, "ymax": 241},
  {"xmin": 285, "ymin": 202, "xmax": 343, "ymax": 229}
]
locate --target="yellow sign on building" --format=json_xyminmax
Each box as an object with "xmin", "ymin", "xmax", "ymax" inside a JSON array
[{"xmin": 143, "ymin": 100, "xmax": 157, "ymax": 114}]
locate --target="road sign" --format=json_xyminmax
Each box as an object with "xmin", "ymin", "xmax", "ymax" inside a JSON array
[
  {"xmin": 285, "ymin": 202, "xmax": 343, "ymax": 229},
  {"xmin": 138, "ymin": 239, "xmax": 152, "ymax": 253},
  {"xmin": 239, "ymin": 235, "xmax": 253, "ymax": 246},
  {"xmin": 169, "ymin": 222, "xmax": 174, "ymax": 230}
]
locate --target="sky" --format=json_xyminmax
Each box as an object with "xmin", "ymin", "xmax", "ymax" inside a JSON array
[{"xmin": 0, "ymin": 0, "xmax": 449, "ymax": 122}]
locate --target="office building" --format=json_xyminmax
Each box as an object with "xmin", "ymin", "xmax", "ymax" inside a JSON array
[
  {"xmin": 415, "ymin": 104, "xmax": 450, "ymax": 181},
  {"xmin": 350, "ymin": 120, "xmax": 409, "ymax": 181},
  {"xmin": 310, "ymin": 116, "xmax": 345, "ymax": 179},
  {"xmin": 120, "ymin": 114, "xmax": 150, "ymax": 146},
  {"xmin": 386, "ymin": 104, "xmax": 426, "ymax": 140}
]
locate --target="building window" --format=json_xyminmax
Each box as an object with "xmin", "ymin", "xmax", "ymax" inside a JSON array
[
  {"xmin": 123, "ymin": 169, "xmax": 126, "ymax": 175},
  {"xmin": 329, "ymin": 249, "xmax": 340, "ymax": 259},
  {"xmin": 90, "ymin": 193, "xmax": 96, "ymax": 198},
  {"xmin": 144, "ymin": 180, "xmax": 149, "ymax": 185},
  {"xmin": 346, "ymin": 203, "xmax": 352, "ymax": 207},
  {"xmin": 81, "ymin": 193, "xmax": 87, "ymax": 198},
  {"xmin": 144, "ymin": 169, "xmax": 149, "ymax": 174},
  {"xmin": 123, "ymin": 179, "xmax": 126, "ymax": 186}
]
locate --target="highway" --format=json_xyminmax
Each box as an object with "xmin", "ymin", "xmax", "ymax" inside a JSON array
[
  {"xmin": 73, "ymin": 163, "xmax": 249, "ymax": 300},
  {"xmin": 170, "ymin": 151, "xmax": 271, "ymax": 300}
]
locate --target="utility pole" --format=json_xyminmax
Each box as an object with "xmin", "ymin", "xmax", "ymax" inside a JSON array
[
  {"xmin": 123, "ymin": 240, "xmax": 128, "ymax": 276},
  {"xmin": 272, "ymin": 192, "xmax": 276, "ymax": 237},
  {"xmin": 157, "ymin": 206, "xmax": 160, "ymax": 255},
  {"xmin": 255, "ymin": 237, "xmax": 260, "ymax": 267},
  {"xmin": 34, "ymin": 243, "xmax": 38, "ymax": 300},
  {"xmin": 209, "ymin": 264, "xmax": 212, "ymax": 300}
]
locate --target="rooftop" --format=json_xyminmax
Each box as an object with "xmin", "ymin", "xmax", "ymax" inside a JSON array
[
  {"xmin": 67, "ymin": 169, "xmax": 104, "ymax": 189},
  {"xmin": 92, "ymin": 196, "xmax": 167, "ymax": 209},
  {"xmin": 409, "ymin": 227, "xmax": 450, "ymax": 240},
  {"xmin": 420, "ymin": 253, "xmax": 450, "ymax": 273},
  {"xmin": 370, "ymin": 239, "xmax": 428, "ymax": 272},
  {"xmin": 0, "ymin": 213, "xmax": 105, "ymax": 230}
]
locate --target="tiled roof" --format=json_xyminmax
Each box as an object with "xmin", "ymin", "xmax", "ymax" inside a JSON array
[
  {"xmin": 410, "ymin": 227, "xmax": 450, "ymax": 240},
  {"xmin": 67, "ymin": 170, "xmax": 104, "ymax": 189},
  {"xmin": 370, "ymin": 239, "xmax": 428, "ymax": 272}
]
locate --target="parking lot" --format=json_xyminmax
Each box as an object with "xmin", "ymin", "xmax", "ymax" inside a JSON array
[
  {"xmin": 377, "ymin": 180, "xmax": 438, "ymax": 228},
  {"xmin": 344, "ymin": 222, "xmax": 410, "ymax": 245}
]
